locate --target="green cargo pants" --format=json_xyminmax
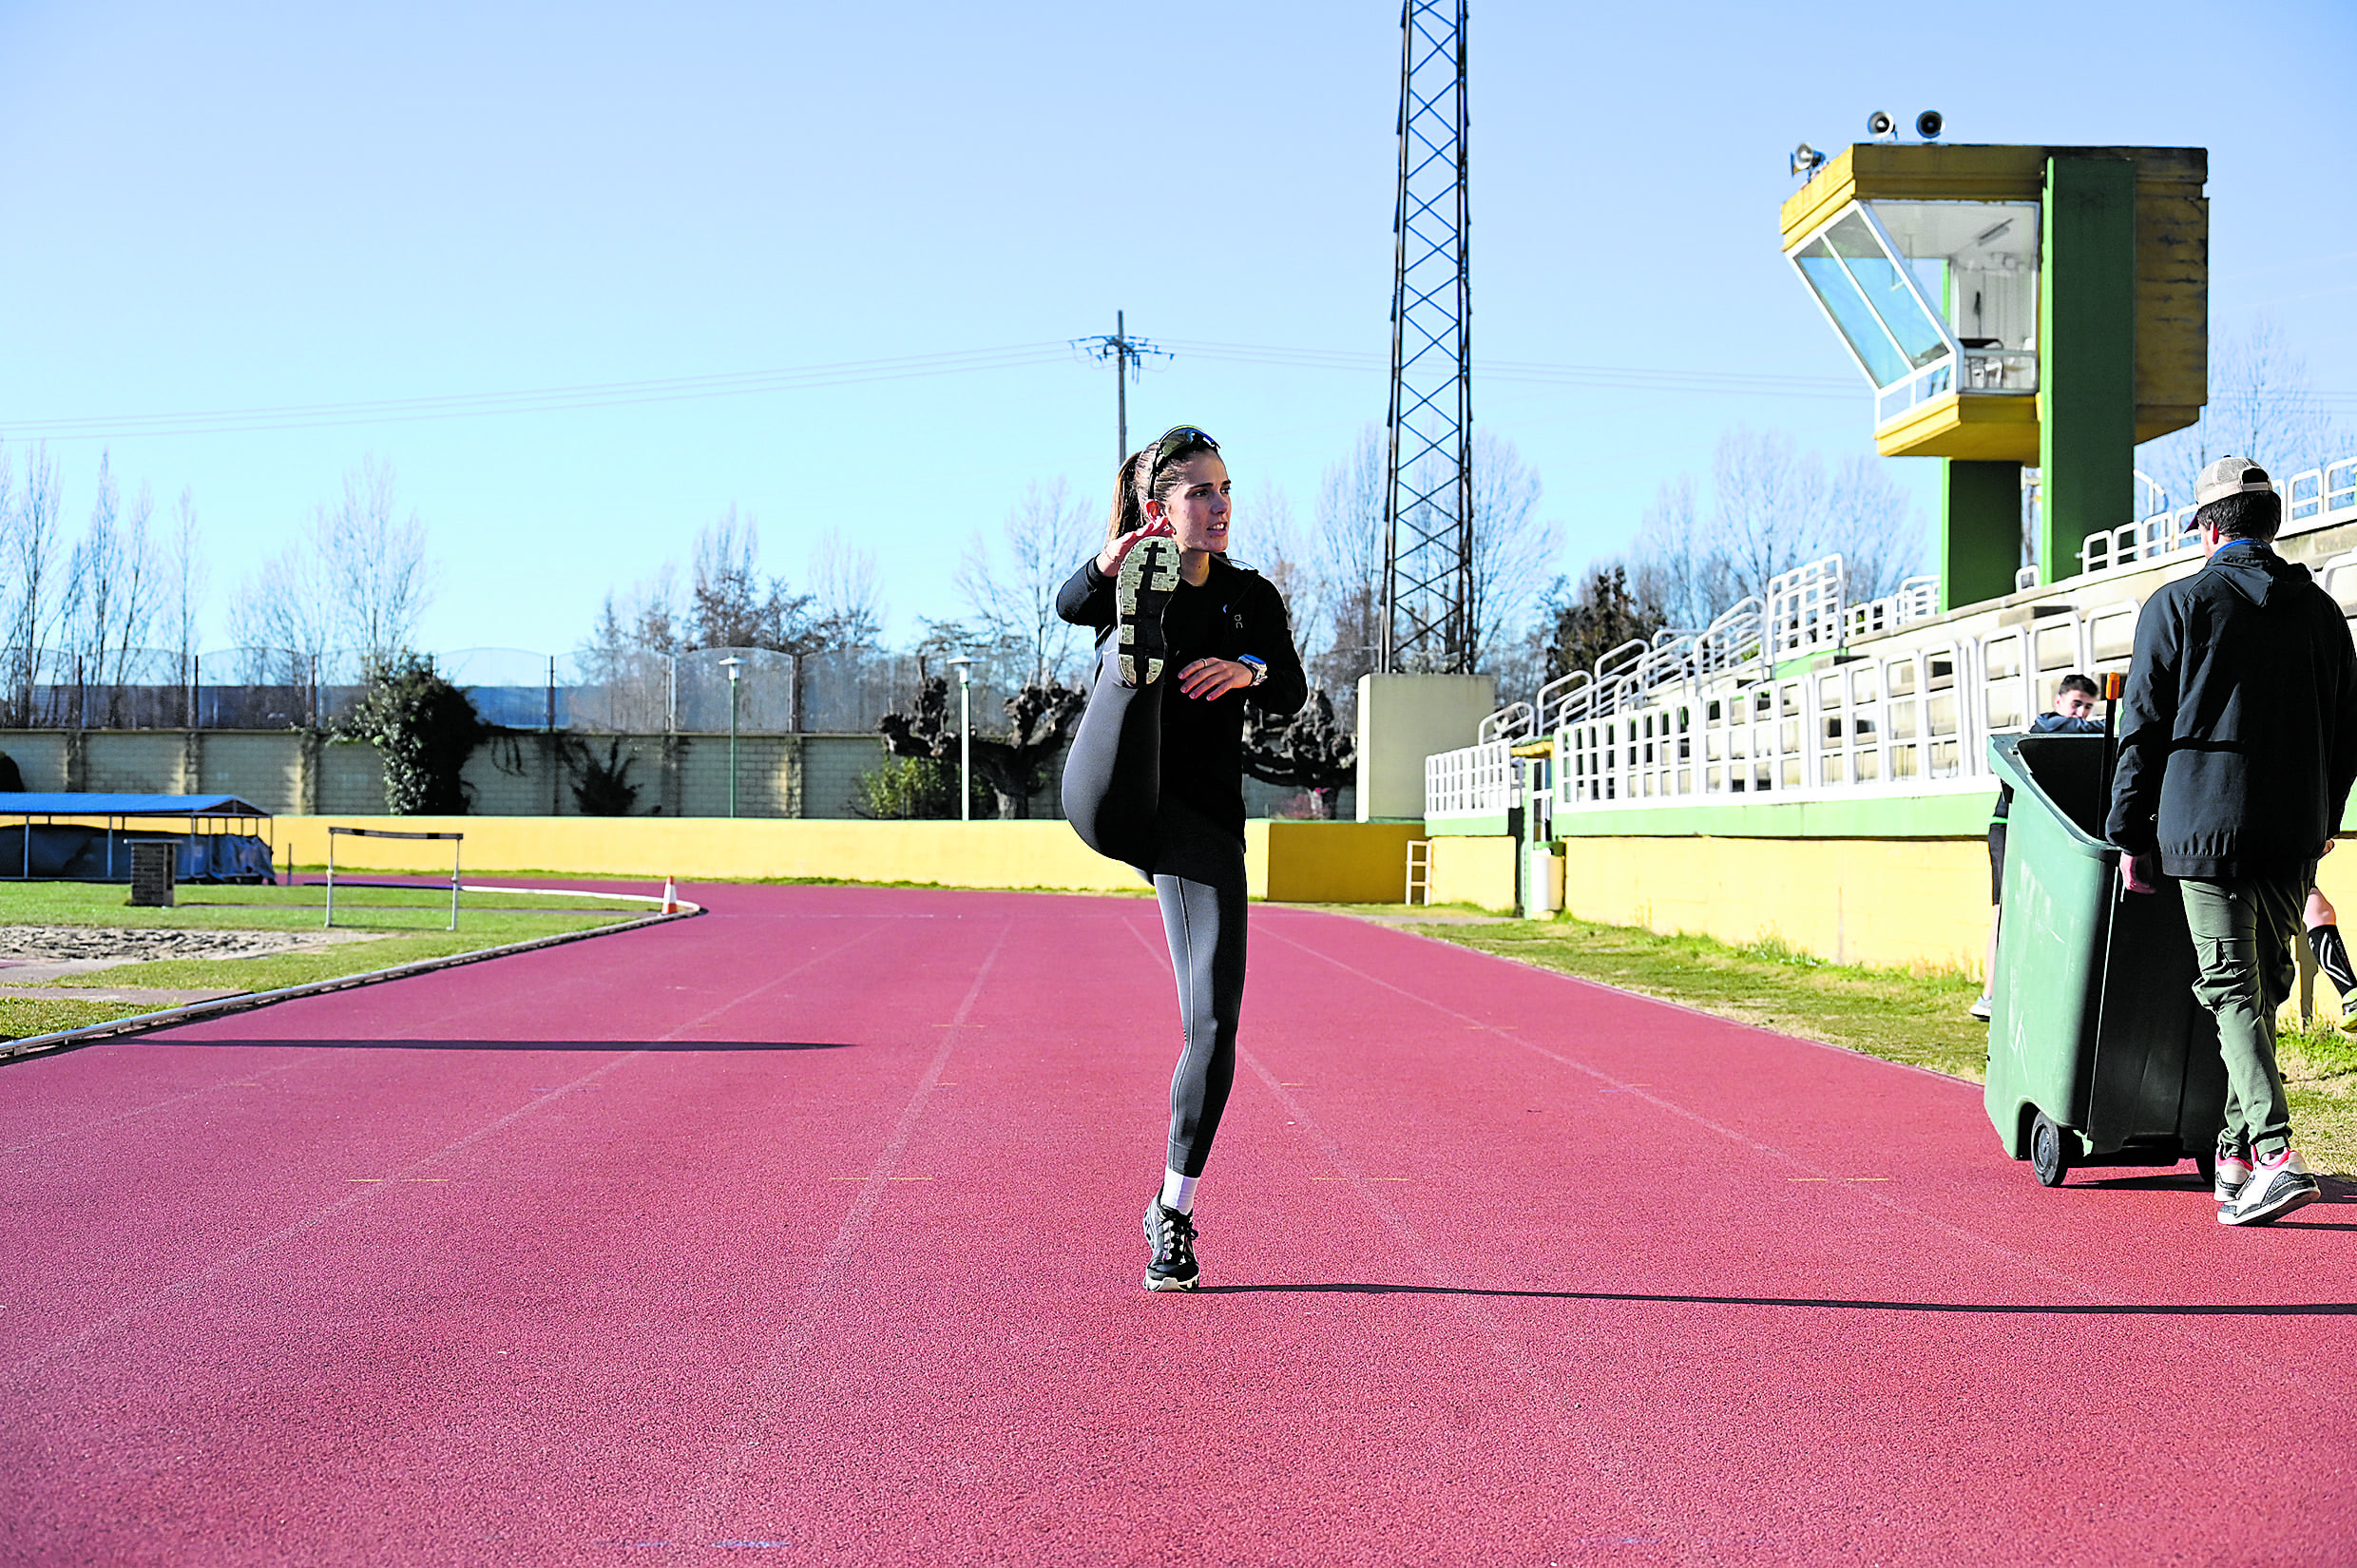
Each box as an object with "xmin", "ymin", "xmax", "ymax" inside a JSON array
[{"xmin": 2179, "ymin": 869, "xmax": 2309, "ymax": 1161}]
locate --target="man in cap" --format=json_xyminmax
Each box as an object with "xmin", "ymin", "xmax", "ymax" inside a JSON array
[{"xmin": 2109, "ymin": 455, "xmax": 2357, "ymax": 1225}]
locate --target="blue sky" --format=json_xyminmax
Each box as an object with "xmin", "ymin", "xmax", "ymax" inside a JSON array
[{"xmin": 1, "ymin": 0, "xmax": 2350, "ymax": 657}]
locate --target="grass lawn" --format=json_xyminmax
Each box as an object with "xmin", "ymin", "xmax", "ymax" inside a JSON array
[
  {"xmin": 1378, "ymin": 908, "xmax": 2357, "ymax": 1178},
  {"xmin": 0, "ymin": 881, "xmax": 656, "ymax": 1041}
]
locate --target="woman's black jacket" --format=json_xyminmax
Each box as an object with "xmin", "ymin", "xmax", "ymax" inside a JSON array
[{"xmin": 1056, "ymin": 552, "xmax": 1308, "ymax": 837}]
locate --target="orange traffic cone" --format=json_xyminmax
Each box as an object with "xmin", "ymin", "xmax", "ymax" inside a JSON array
[{"xmin": 661, "ymin": 874, "xmax": 680, "ymax": 914}]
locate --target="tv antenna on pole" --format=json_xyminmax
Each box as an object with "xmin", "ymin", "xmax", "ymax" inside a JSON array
[
  {"xmin": 1072, "ymin": 311, "xmax": 1171, "ymax": 469},
  {"xmin": 1380, "ymin": 0, "xmax": 1472, "ymax": 674}
]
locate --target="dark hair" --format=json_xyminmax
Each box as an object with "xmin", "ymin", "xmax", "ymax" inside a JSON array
[
  {"xmin": 2057, "ymin": 673, "xmax": 2099, "ymax": 698},
  {"xmin": 1104, "ymin": 448, "xmax": 1152, "ymax": 542},
  {"xmin": 1102, "ymin": 430, "xmax": 1223, "ymax": 543},
  {"xmin": 2197, "ymin": 489, "xmax": 2281, "ymax": 542}
]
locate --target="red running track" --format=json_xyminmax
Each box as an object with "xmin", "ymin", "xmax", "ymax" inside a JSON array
[{"xmin": 3, "ymin": 882, "xmax": 2354, "ymax": 1567}]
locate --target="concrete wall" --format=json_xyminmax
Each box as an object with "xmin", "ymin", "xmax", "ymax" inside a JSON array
[
  {"xmin": 0, "ymin": 728, "xmax": 1354, "ymax": 826},
  {"xmin": 0, "ymin": 730, "xmax": 967, "ymax": 821},
  {"xmin": 272, "ymin": 814, "xmax": 1426, "ymax": 903},
  {"xmin": 1357, "ymin": 673, "xmax": 1496, "ymax": 821}
]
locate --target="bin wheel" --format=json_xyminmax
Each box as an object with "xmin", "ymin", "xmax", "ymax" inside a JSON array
[
  {"xmin": 2194, "ymin": 1151, "xmax": 2217, "ymax": 1189},
  {"xmin": 2030, "ymin": 1113, "xmax": 2071, "ymax": 1188}
]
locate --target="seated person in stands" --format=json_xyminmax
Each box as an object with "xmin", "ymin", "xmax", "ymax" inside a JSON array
[{"xmin": 1972, "ymin": 673, "xmax": 2103, "ymax": 1021}]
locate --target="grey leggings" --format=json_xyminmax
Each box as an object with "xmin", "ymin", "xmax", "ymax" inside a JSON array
[{"xmin": 1062, "ymin": 653, "xmax": 1247, "ymax": 1178}]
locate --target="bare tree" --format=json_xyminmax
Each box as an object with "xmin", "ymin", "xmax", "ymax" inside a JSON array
[
  {"xmin": 1464, "ymin": 431, "xmax": 1565, "ymax": 688},
  {"xmin": 317, "ymin": 456, "xmax": 434, "ymax": 663},
  {"xmin": 810, "ymin": 526, "xmax": 884, "ymax": 650},
  {"xmin": 237, "ymin": 540, "xmax": 332, "ymax": 681},
  {"xmin": 2, "ymin": 444, "xmax": 67, "ymax": 720},
  {"xmin": 1308, "ymin": 427, "xmax": 1389, "ymax": 696},
  {"xmin": 954, "ymin": 479, "xmax": 1094, "ymax": 687},
  {"xmin": 1629, "ymin": 428, "xmax": 1926, "ymax": 630},
  {"xmin": 238, "ymin": 456, "xmax": 436, "ymax": 676},
  {"xmin": 690, "ymin": 506, "xmax": 814, "ymax": 651},
  {"xmin": 2139, "ymin": 318, "xmax": 2349, "ymax": 507},
  {"xmin": 45, "ymin": 454, "xmax": 166, "ymax": 725},
  {"xmin": 166, "ymin": 488, "xmax": 207, "ymax": 679}
]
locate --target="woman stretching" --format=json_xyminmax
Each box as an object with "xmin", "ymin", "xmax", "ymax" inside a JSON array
[{"xmin": 1057, "ymin": 425, "xmax": 1306, "ymax": 1291}]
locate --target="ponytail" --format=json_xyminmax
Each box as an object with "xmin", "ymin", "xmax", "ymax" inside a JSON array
[{"xmin": 1105, "ymin": 447, "xmax": 1153, "ymax": 542}]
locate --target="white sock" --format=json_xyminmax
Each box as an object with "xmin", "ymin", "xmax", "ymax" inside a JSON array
[{"xmin": 1159, "ymin": 1168, "xmax": 1198, "ymax": 1215}]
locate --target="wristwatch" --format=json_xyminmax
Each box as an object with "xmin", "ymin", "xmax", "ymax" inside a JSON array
[{"xmin": 1237, "ymin": 655, "xmax": 1269, "ymax": 687}]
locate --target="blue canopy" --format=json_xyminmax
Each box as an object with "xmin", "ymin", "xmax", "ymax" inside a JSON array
[{"xmin": 0, "ymin": 793, "xmax": 271, "ymax": 817}]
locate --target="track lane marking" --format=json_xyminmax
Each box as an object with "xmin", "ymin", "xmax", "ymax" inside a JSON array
[
  {"xmin": 1257, "ymin": 910, "xmax": 2356, "ymax": 1394},
  {"xmin": 1258, "ymin": 916, "xmax": 2107, "ymax": 1298},
  {"xmin": 1113, "ymin": 910, "xmax": 1673, "ymax": 1539},
  {"xmin": 672, "ymin": 918, "xmax": 1009, "ymax": 1550},
  {"xmin": 6, "ymin": 922, "xmax": 891, "ymax": 1380}
]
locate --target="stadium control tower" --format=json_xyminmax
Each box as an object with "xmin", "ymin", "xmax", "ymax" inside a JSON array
[{"xmin": 1779, "ymin": 143, "xmax": 2208, "ymax": 608}]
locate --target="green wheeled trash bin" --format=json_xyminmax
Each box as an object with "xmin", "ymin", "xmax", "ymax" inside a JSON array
[{"xmin": 1983, "ymin": 732, "xmax": 2228, "ymax": 1189}]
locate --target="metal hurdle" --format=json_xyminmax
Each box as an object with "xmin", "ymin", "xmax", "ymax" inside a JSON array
[{"xmin": 325, "ymin": 827, "xmax": 464, "ymax": 931}]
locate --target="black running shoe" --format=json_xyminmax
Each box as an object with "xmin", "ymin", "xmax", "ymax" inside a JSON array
[
  {"xmin": 1115, "ymin": 536, "xmax": 1181, "ymax": 688},
  {"xmin": 1142, "ymin": 1197, "xmax": 1200, "ymax": 1291}
]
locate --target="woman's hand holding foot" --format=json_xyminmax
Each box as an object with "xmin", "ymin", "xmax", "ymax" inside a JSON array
[{"xmin": 1097, "ymin": 520, "xmax": 1175, "ymax": 578}]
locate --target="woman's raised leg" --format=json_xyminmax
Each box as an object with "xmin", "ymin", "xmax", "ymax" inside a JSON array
[{"xmin": 1061, "ymin": 648, "xmax": 1164, "ymax": 876}]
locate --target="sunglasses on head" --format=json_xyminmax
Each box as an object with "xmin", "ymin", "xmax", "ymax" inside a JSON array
[{"xmin": 1148, "ymin": 425, "xmax": 1220, "ymax": 483}]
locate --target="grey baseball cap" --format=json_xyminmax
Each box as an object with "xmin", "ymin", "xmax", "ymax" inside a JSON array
[{"xmin": 2194, "ymin": 455, "xmax": 2274, "ymax": 508}]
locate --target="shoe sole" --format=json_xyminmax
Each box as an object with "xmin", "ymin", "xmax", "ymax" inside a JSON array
[
  {"xmin": 1116, "ymin": 539, "xmax": 1180, "ymax": 688},
  {"xmin": 2220, "ymin": 1180, "xmax": 2321, "ymax": 1226}
]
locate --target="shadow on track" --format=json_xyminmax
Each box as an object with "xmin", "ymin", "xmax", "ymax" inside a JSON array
[
  {"xmin": 1198, "ymin": 1282, "xmax": 2357, "ymax": 1315},
  {"xmin": 142, "ymin": 1039, "xmax": 858, "ymax": 1052}
]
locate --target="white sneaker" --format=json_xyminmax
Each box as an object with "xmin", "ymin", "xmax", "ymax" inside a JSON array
[
  {"xmin": 2220, "ymin": 1148, "xmax": 2320, "ymax": 1227},
  {"xmin": 2213, "ymin": 1152, "xmax": 2253, "ymax": 1206},
  {"xmin": 1968, "ymin": 994, "xmax": 1992, "ymax": 1022}
]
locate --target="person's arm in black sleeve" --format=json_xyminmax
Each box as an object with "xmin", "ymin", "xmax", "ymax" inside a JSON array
[
  {"xmin": 1243, "ymin": 576, "xmax": 1308, "ymax": 717},
  {"xmin": 2105, "ymin": 595, "xmax": 2178, "ymax": 852},
  {"xmin": 1056, "ymin": 556, "xmax": 1112, "ymax": 628}
]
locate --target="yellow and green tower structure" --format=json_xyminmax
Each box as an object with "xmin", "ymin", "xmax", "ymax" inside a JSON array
[{"xmin": 1780, "ymin": 143, "xmax": 2209, "ymax": 608}]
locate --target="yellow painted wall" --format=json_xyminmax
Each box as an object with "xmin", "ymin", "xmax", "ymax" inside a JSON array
[
  {"xmin": 1560, "ymin": 835, "xmax": 1991, "ymax": 971},
  {"xmin": 1428, "ymin": 834, "xmax": 1518, "ymax": 912},
  {"xmin": 1253, "ymin": 821, "xmax": 1427, "ymax": 904},
  {"xmin": 278, "ymin": 815, "xmax": 1425, "ymax": 904}
]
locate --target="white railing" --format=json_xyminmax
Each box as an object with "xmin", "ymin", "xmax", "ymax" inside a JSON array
[
  {"xmin": 1425, "ymin": 565, "xmax": 2164, "ymax": 819},
  {"xmin": 1843, "ymin": 574, "xmax": 1940, "ymax": 641},
  {"xmin": 1768, "ymin": 555, "xmax": 1847, "ymax": 658},
  {"xmin": 1426, "ymin": 738, "xmax": 1514, "ymax": 819},
  {"xmin": 1476, "ymin": 701, "xmax": 1533, "ymax": 744},
  {"xmin": 2081, "ymin": 454, "xmax": 2357, "ymax": 578},
  {"xmin": 1427, "ymin": 447, "xmax": 2357, "ymax": 822},
  {"xmin": 1557, "ymin": 637, "xmax": 1976, "ymax": 805},
  {"xmin": 2082, "ymin": 507, "xmax": 2199, "ymax": 576},
  {"xmin": 1962, "ymin": 347, "xmax": 2039, "ymax": 392},
  {"xmin": 2290, "ymin": 458, "xmax": 2357, "ymax": 525}
]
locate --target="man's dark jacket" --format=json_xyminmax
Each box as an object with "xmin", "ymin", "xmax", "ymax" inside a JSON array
[{"xmin": 2105, "ymin": 539, "xmax": 2357, "ymax": 878}]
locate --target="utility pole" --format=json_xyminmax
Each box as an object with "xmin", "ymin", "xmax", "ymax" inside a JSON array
[
  {"xmin": 1073, "ymin": 312, "xmax": 1171, "ymax": 468},
  {"xmin": 1380, "ymin": 0, "xmax": 1473, "ymax": 673}
]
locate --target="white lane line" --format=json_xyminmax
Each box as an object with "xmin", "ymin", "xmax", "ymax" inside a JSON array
[
  {"xmin": 673, "ymin": 918, "xmax": 1009, "ymax": 1547},
  {"xmin": 1112, "ymin": 908, "xmax": 1672, "ymax": 1540},
  {"xmin": 1260, "ymin": 919, "xmax": 2100, "ymax": 1298},
  {"xmin": 1258, "ymin": 914, "xmax": 2353, "ymax": 1397},
  {"xmin": 6, "ymin": 923, "xmax": 890, "ymax": 1380}
]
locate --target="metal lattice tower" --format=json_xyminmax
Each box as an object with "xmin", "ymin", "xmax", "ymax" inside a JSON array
[{"xmin": 1379, "ymin": 0, "xmax": 1472, "ymax": 674}]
